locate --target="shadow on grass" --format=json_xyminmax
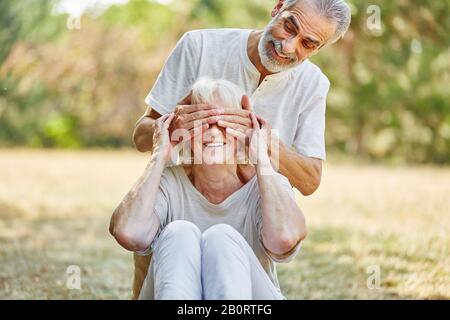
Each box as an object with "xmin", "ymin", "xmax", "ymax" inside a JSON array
[
  {"xmin": 277, "ymin": 225, "xmax": 434, "ymax": 300},
  {"xmin": 0, "ymin": 201, "xmax": 133, "ymax": 299},
  {"xmin": 1, "ymin": 202, "xmax": 447, "ymax": 299}
]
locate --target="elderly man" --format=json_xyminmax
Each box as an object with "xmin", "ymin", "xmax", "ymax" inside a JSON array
[{"xmin": 131, "ymin": 0, "xmax": 351, "ymax": 298}]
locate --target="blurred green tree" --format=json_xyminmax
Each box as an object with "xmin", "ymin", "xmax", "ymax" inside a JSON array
[
  {"xmin": 314, "ymin": 0, "xmax": 450, "ymax": 163},
  {"xmin": 0, "ymin": 0, "xmax": 449, "ymax": 163},
  {"xmin": 0, "ymin": 0, "xmax": 68, "ymax": 146}
]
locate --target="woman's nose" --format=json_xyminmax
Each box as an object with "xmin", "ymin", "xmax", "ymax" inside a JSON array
[
  {"xmin": 209, "ymin": 124, "xmax": 221, "ymax": 132},
  {"xmin": 204, "ymin": 124, "xmax": 224, "ymax": 140}
]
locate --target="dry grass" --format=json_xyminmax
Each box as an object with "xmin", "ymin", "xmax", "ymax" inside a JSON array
[{"xmin": 0, "ymin": 149, "xmax": 449, "ymax": 299}]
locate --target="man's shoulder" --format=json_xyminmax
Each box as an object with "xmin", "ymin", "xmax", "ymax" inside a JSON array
[
  {"xmin": 185, "ymin": 28, "xmax": 251, "ymax": 37},
  {"xmin": 294, "ymin": 59, "xmax": 330, "ymax": 89},
  {"xmin": 182, "ymin": 28, "xmax": 250, "ymax": 44}
]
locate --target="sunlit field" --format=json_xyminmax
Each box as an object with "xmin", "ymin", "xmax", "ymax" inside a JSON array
[{"xmin": 0, "ymin": 149, "xmax": 449, "ymax": 299}]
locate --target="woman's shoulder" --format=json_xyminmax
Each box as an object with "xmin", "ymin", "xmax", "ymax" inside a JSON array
[
  {"xmin": 161, "ymin": 165, "xmax": 194, "ymax": 186},
  {"xmin": 159, "ymin": 165, "xmax": 184, "ymax": 187}
]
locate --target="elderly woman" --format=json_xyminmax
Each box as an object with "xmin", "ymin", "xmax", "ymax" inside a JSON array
[{"xmin": 109, "ymin": 78, "xmax": 307, "ymax": 300}]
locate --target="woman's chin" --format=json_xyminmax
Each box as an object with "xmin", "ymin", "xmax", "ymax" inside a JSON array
[
  {"xmin": 202, "ymin": 155, "xmax": 226, "ymax": 165},
  {"xmin": 202, "ymin": 153, "xmax": 237, "ymax": 165}
]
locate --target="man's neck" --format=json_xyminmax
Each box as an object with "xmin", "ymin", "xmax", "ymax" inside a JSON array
[{"xmin": 247, "ymin": 30, "xmax": 274, "ymax": 85}]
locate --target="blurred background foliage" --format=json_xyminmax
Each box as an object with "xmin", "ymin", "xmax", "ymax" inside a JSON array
[{"xmin": 0, "ymin": 0, "xmax": 449, "ymax": 163}]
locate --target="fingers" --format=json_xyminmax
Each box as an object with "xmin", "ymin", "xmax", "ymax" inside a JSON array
[
  {"xmin": 255, "ymin": 115, "xmax": 270, "ymax": 130},
  {"xmin": 172, "ymin": 122, "xmax": 209, "ymax": 144},
  {"xmin": 188, "ymin": 123, "xmax": 209, "ymax": 138},
  {"xmin": 250, "ymin": 112, "xmax": 260, "ymax": 129},
  {"xmin": 241, "ymin": 95, "xmax": 252, "ymax": 111},
  {"xmin": 217, "ymin": 115, "xmax": 252, "ymax": 127},
  {"xmin": 184, "ymin": 116, "xmax": 220, "ymax": 130},
  {"xmin": 163, "ymin": 113, "xmax": 175, "ymax": 130},
  {"xmin": 184, "ymin": 109, "xmax": 223, "ymax": 122},
  {"xmin": 226, "ymin": 127, "xmax": 248, "ymax": 143},
  {"xmin": 217, "ymin": 120, "xmax": 249, "ymax": 133},
  {"xmin": 255, "ymin": 115, "xmax": 266, "ymax": 125},
  {"xmin": 176, "ymin": 103, "xmax": 217, "ymax": 115},
  {"xmin": 220, "ymin": 109, "xmax": 251, "ymax": 117},
  {"xmin": 156, "ymin": 113, "xmax": 171, "ymax": 129}
]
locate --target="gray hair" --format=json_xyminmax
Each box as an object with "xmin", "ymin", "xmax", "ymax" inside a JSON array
[
  {"xmin": 282, "ymin": 0, "xmax": 351, "ymax": 44},
  {"xmin": 191, "ymin": 78, "xmax": 244, "ymax": 110}
]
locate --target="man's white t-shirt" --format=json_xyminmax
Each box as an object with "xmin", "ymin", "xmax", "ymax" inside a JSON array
[{"xmin": 145, "ymin": 28, "xmax": 330, "ymax": 160}]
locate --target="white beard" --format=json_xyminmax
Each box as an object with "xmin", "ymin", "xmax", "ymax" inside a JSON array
[{"xmin": 257, "ymin": 21, "xmax": 302, "ymax": 73}]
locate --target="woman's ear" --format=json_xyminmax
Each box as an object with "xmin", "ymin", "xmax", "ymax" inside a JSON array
[{"xmin": 271, "ymin": 0, "xmax": 285, "ymax": 17}]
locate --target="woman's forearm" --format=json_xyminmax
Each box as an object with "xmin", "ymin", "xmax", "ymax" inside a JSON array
[
  {"xmin": 110, "ymin": 152, "xmax": 166, "ymax": 251},
  {"xmin": 256, "ymin": 165, "xmax": 307, "ymax": 256}
]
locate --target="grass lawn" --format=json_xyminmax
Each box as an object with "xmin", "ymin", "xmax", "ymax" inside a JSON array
[{"xmin": 0, "ymin": 149, "xmax": 448, "ymax": 299}]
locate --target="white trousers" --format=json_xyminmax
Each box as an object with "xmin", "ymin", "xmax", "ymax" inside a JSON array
[{"xmin": 139, "ymin": 220, "xmax": 284, "ymax": 300}]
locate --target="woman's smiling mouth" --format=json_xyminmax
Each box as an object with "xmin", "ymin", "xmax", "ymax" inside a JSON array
[{"xmin": 204, "ymin": 142, "xmax": 225, "ymax": 148}]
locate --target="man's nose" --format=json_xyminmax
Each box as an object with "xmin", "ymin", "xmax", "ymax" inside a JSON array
[{"xmin": 282, "ymin": 37, "xmax": 297, "ymax": 54}]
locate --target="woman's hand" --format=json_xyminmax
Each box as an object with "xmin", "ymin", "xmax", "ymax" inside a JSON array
[
  {"xmin": 152, "ymin": 113, "xmax": 176, "ymax": 163},
  {"xmin": 224, "ymin": 112, "xmax": 273, "ymax": 171},
  {"xmin": 153, "ymin": 112, "xmax": 210, "ymax": 163},
  {"xmin": 249, "ymin": 113, "xmax": 272, "ymax": 171}
]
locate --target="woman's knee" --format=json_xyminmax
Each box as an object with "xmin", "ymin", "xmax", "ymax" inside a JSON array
[
  {"xmin": 201, "ymin": 224, "xmax": 243, "ymax": 249},
  {"xmin": 159, "ymin": 220, "xmax": 201, "ymax": 243}
]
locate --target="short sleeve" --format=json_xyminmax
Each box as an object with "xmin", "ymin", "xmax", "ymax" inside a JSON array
[
  {"xmin": 134, "ymin": 169, "xmax": 173, "ymax": 256},
  {"xmin": 144, "ymin": 31, "xmax": 200, "ymax": 115},
  {"xmin": 293, "ymin": 76, "xmax": 330, "ymax": 160},
  {"xmin": 255, "ymin": 173, "xmax": 302, "ymax": 263}
]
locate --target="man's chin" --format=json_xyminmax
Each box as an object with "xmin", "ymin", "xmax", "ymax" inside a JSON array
[
  {"xmin": 260, "ymin": 49, "xmax": 299, "ymax": 73},
  {"xmin": 262, "ymin": 58, "xmax": 295, "ymax": 73}
]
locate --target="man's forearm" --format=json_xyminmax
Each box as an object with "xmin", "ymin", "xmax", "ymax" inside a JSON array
[
  {"xmin": 133, "ymin": 116, "xmax": 156, "ymax": 153},
  {"xmin": 275, "ymin": 139, "xmax": 322, "ymax": 196}
]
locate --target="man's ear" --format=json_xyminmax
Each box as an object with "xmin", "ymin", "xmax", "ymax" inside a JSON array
[
  {"xmin": 241, "ymin": 94, "xmax": 252, "ymax": 111},
  {"xmin": 178, "ymin": 90, "xmax": 192, "ymax": 105},
  {"xmin": 271, "ymin": 0, "xmax": 285, "ymax": 17}
]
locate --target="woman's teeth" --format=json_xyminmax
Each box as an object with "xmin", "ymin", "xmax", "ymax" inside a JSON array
[{"xmin": 205, "ymin": 142, "xmax": 224, "ymax": 148}]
